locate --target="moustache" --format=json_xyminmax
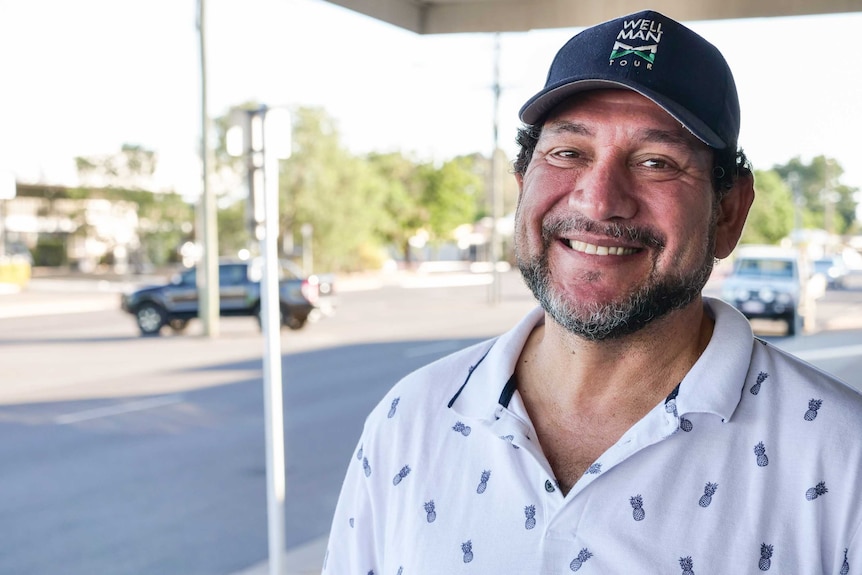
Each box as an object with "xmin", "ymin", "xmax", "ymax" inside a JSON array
[{"xmin": 541, "ymin": 215, "xmax": 666, "ymax": 251}]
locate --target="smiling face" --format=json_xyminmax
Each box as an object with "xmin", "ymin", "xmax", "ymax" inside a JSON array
[{"xmin": 514, "ymin": 89, "xmax": 721, "ymax": 340}]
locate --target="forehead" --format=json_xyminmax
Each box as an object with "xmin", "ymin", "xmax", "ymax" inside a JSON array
[{"xmin": 541, "ymin": 89, "xmax": 706, "ymax": 149}]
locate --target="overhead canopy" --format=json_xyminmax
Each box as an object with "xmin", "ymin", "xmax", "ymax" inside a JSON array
[{"xmin": 324, "ymin": 0, "xmax": 862, "ymax": 34}]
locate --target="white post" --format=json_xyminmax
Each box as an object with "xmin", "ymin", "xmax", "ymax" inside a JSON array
[{"xmin": 261, "ymin": 107, "xmax": 287, "ymax": 575}]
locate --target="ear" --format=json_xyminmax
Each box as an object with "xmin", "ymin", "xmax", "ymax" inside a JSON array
[
  {"xmin": 713, "ymin": 171, "xmax": 755, "ymax": 260},
  {"xmin": 514, "ymin": 171, "xmax": 525, "ymax": 194}
]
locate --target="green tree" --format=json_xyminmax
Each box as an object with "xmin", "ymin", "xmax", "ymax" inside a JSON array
[
  {"xmin": 772, "ymin": 156, "xmax": 858, "ymax": 235},
  {"xmin": 740, "ymin": 170, "xmax": 794, "ymax": 245},
  {"xmin": 75, "ymin": 143, "xmax": 158, "ymax": 190},
  {"xmin": 216, "ymin": 199, "xmax": 252, "ymax": 258},
  {"xmin": 419, "ymin": 155, "xmax": 481, "ymax": 243},
  {"xmin": 366, "ymin": 151, "xmax": 425, "ymax": 264},
  {"xmin": 280, "ymin": 106, "xmax": 388, "ymax": 271}
]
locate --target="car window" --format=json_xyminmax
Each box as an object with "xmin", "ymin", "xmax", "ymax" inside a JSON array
[
  {"xmin": 177, "ymin": 269, "xmax": 196, "ymax": 286},
  {"xmin": 279, "ymin": 260, "xmax": 301, "ymax": 280},
  {"xmin": 219, "ymin": 264, "xmax": 247, "ymax": 286},
  {"xmin": 735, "ymin": 258, "xmax": 794, "ymax": 278}
]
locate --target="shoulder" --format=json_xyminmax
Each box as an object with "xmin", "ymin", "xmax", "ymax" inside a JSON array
[
  {"xmin": 366, "ymin": 337, "xmax": 499, "ymax": 424},
  {"xmin": 751, "ymin": 338, "xmax": 862, "ymax": 425}
]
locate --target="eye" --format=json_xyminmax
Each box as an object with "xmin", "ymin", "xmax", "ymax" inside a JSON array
[
  {"xmin": 640, "ymin": 157, "xmax": 671, "ymax": 169},
  {"xmin": 552, "ymin": 149, "xmax": 580, "ymax": 159},
  {"xmin": 543, "ymin": 148, "xmax": 586, "ymax": 168}
]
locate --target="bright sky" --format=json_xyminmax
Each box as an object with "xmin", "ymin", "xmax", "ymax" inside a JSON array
[{"xmin": 2, "ymin": 0, "xmax": 861, "ymax": 199}]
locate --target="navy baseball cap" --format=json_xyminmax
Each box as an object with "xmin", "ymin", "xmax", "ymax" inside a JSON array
[{"xmin": 519, "ymin": 10, "xmax": 740, "ymax": 150}]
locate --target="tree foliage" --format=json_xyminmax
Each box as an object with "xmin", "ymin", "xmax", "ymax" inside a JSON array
[
  {"xmin": 771, "ymin": 155, "xmax": 858, "ymax": 235},
  {"xmin": 211, "ymin": 105, "xmax": 486, "ymax": 272},
  {"xmin": 419, "ymin": 155, "xmax": 480, "ymax": 243},
  {"xmin": 75, "ymin": 143, "xmax": 158, "ymax": 190},
  {"xmin": 279, "ymin": 106, "xmax": 389, "ymax": 271},
  {"xmin": 73, "ymin": 145, "xmax": 194, "ymax": 265},
  {"xmin": 741, "ymin": 170, "xmax": 795, "ymax": 245}
]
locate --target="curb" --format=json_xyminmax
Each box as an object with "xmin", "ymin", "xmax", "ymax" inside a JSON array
[{"xmin": 230, "ymin": 536, "xmax": 327, "ymax": 575}]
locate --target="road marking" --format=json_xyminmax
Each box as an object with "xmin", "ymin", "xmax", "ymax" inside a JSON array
[
  {"xmin": 795, "ymin": 344, "xmax": 862, "ymax": 362},
  {"xmin": 55, "ymin": 395, "xmax": 183, "ymax": 425},
  {"xmin": 404, "ymin": 341, "xmax": 462, "ymax": 358}
]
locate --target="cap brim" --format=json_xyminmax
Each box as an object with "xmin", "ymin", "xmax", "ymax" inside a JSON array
[{"xmin": 518, "ymin": 79, "xmax": 728, "ymax": 149}]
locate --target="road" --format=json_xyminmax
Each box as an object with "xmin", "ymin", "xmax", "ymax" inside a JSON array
[{"xmin": 0, "ymin": 269, "xmax": 860, "ymax": 575}]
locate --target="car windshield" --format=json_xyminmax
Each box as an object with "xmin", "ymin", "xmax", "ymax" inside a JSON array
[
  {"xmin": 735, "ymin": 258, "xmax": 794, "ymax": 278},
  {"xmin": 814, "ymin": 260, "xmax": 832, "ymax": 273}
]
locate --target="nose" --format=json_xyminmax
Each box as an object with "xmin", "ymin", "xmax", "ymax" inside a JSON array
[{"xmin": 567, "ymin": 157, "xmax": 638, "ymax": 221}]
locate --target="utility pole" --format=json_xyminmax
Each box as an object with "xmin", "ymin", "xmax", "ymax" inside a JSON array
[
  {"xmin": 488, "ymin": 33, "xmax": 503, "ymax": 305},
  {"xmin": 197, "ymin": 0, "xmax": 219, "ymax": 337}
]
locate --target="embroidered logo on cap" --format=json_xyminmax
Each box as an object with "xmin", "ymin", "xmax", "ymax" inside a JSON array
[{"xmin": 609, "ymin": 17, "xmax": 664, "ymax": 69}]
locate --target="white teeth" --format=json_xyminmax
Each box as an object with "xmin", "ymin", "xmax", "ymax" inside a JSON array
[{"xmin": 568, "ymin": 240, "xmax": 636, "ymax": 256}]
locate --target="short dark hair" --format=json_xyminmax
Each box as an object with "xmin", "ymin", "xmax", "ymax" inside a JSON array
[{"xmin": 512, "ymin": 124, "xmax": 751, "ymax": 199}]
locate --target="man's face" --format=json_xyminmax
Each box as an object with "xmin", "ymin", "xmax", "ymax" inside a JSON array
[{"xmin": 514, "ymin": 89, "xmax": 719, "ymax": 340}]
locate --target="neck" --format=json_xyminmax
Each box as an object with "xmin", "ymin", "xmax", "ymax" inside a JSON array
[{"xmin": 517, "ymin": 299, "xmax": 713, "ymax": 420}]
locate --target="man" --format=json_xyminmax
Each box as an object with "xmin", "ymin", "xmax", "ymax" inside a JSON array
[{"xmin": 323, "ymin": 10, "xmax": 861, "ymax": 574}]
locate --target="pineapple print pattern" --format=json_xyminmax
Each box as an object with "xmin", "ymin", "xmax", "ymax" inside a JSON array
[
  {"xmin": 452, "ymin": 421, "xmax": 472, "ymax": 436},
  {"xmin": 679, "ymin": 556, "xmax": 694, "ymax": 575},
  {"xmin": 840, "ymin": 548, "xmax": 849, "ymax": 575},
  {"xmin": 356, "ymin": 444, "xmax": 363, "ymax": 460},
  {"xmin": 805, "ymin": 481, "xmax": 828, "ymax": 500},
  {"xmin": 585, "ymin": 463, "xmax": 602, "ymax": 475},
  {"xmin": 500, "ymin": 434, "xmax": 520, "ymax": 449},
  {"xmin": 461, "ymin": 540, "xmax": 474, "ymax": 563},
  {"xmin": 680, "ymin": 417, "xmax": 693, "ymax": 432},
  {"xmin": 524, "ymin": 505, "xmax": 536, "ymax": 530},
  {"xmin": 362, "ymin": 457, "xmax": 371, "ymax": 477},
  {"xmin": 750, "ymin": 371, "xmax": 768, "ymax": 395},
  {"xmin": 630, "ymin": 494, "xmax": 645, "ymax": 521},
  {"xmin": 477, "ymin": 470, "xmax": 491, "ymax": 494},
  {"xmin": 754, "ymin": 442, "xmax": 769, "ymax": 467},
  {"xmin": 392, "ymin": 465, "xmax": 410, "ymax": 485},
  {"xmin": 387, "ymin": 397, "xmax": 400, "ymax": 418},
  {"xmin": 569, "ymin": 548, "xmax": 593, "ymax": 572},
  {"xmin": 424, "ymin": 500, "xmax": 436, "ymax": 523},
  {"xmin": 804, "ymin": 399, "xmax": 822, "ymax": 421},
  {"xmin": 698, "ymin": 482, "xmax": 718, "ymax": 508},
  {"xmin": 758, "ymin": 543, "xmax": 773, "ymax": 571}
]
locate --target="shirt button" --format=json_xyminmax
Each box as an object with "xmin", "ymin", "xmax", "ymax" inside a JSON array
[{"xmin": 544, "ymin": 479, "xmax": 555, "ymax": 493}]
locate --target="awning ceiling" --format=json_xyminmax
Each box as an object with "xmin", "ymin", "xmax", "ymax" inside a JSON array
[{"xmin": 323, "ymin": 0, "xmax": 862, "ymax": 34}]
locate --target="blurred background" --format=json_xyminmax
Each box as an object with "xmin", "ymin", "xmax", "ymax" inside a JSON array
[{"xmin": 1, "ymin": 1, "xmax": 862, "ymax": 574}]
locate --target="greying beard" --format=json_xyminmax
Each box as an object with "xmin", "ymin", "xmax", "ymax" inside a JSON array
[{"xmin": 516, "ymin": 217, "xmax": 717, "ymax": 341}]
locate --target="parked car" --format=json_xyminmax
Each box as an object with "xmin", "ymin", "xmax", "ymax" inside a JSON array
[
  {"xmin": 720, "ymin": 245, "xmax": 807, "ymax": 336},
  {"xmin": 121, "ymin": 258, "xmax": 320, "ymax": 336},
  {"xmin": 813, "ymin": 255, "xmax": 849, "ymax": 289}
]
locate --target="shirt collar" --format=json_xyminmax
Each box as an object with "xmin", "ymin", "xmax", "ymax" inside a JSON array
[
  {"xmin": 448, "ymin": 298, "xmax": 753, "ymax": 424},
  {"xmin": 673, "ymin": 297, "xmax": 754, "ymax": 423},
  {"xmin": 448, "ymin": 306, "xmax": 544, "ymax": 421}
]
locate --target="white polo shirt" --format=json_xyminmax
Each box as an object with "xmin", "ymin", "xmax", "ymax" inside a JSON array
[{"xmin": 323, "ymin": 298, "xmax": 861, "ymax": 574}]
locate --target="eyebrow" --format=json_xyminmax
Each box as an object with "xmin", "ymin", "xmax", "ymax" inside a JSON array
[
  {"xmin": 638, "ymin": 127, "xmax": 703, "ymax": 151},
  {"xmin": 544, "ymin": 121, "xmax": 594, "ymax": 138},
  {"xmin": 544, "ymin": 121, "xmax": 703, "ymax": 152}
]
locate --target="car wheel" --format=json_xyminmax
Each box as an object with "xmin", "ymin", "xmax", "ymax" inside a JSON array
[
  {"xmin": 256, "ymin": 304, "xmax": 289, "ymax": 331},
  {"xmin": 168, "ymin": 319, "xmax": 189, "ymax": 333},
  {"xmin": 136, "ymin": 302, "xmax": 166, "ymax": 336},
  {"xmin": 786, "ymin": 311, "xmax": 802, "ymax": 337},
  {"xmin": 283, "ymin": 312, "xmax": 307, "ymax": 331}
]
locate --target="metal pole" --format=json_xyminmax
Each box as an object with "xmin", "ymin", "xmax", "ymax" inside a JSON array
[
  {"xmin": 261, "ymin": 108, "xmax": 286, "ymax": 575},
  {"xmin": 488, "ymin": 33, "xmax": 503, "ymax": 305},
  {"xmin": 197, "ymin": 0, "xmax": 219, "ymax": 337}
]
